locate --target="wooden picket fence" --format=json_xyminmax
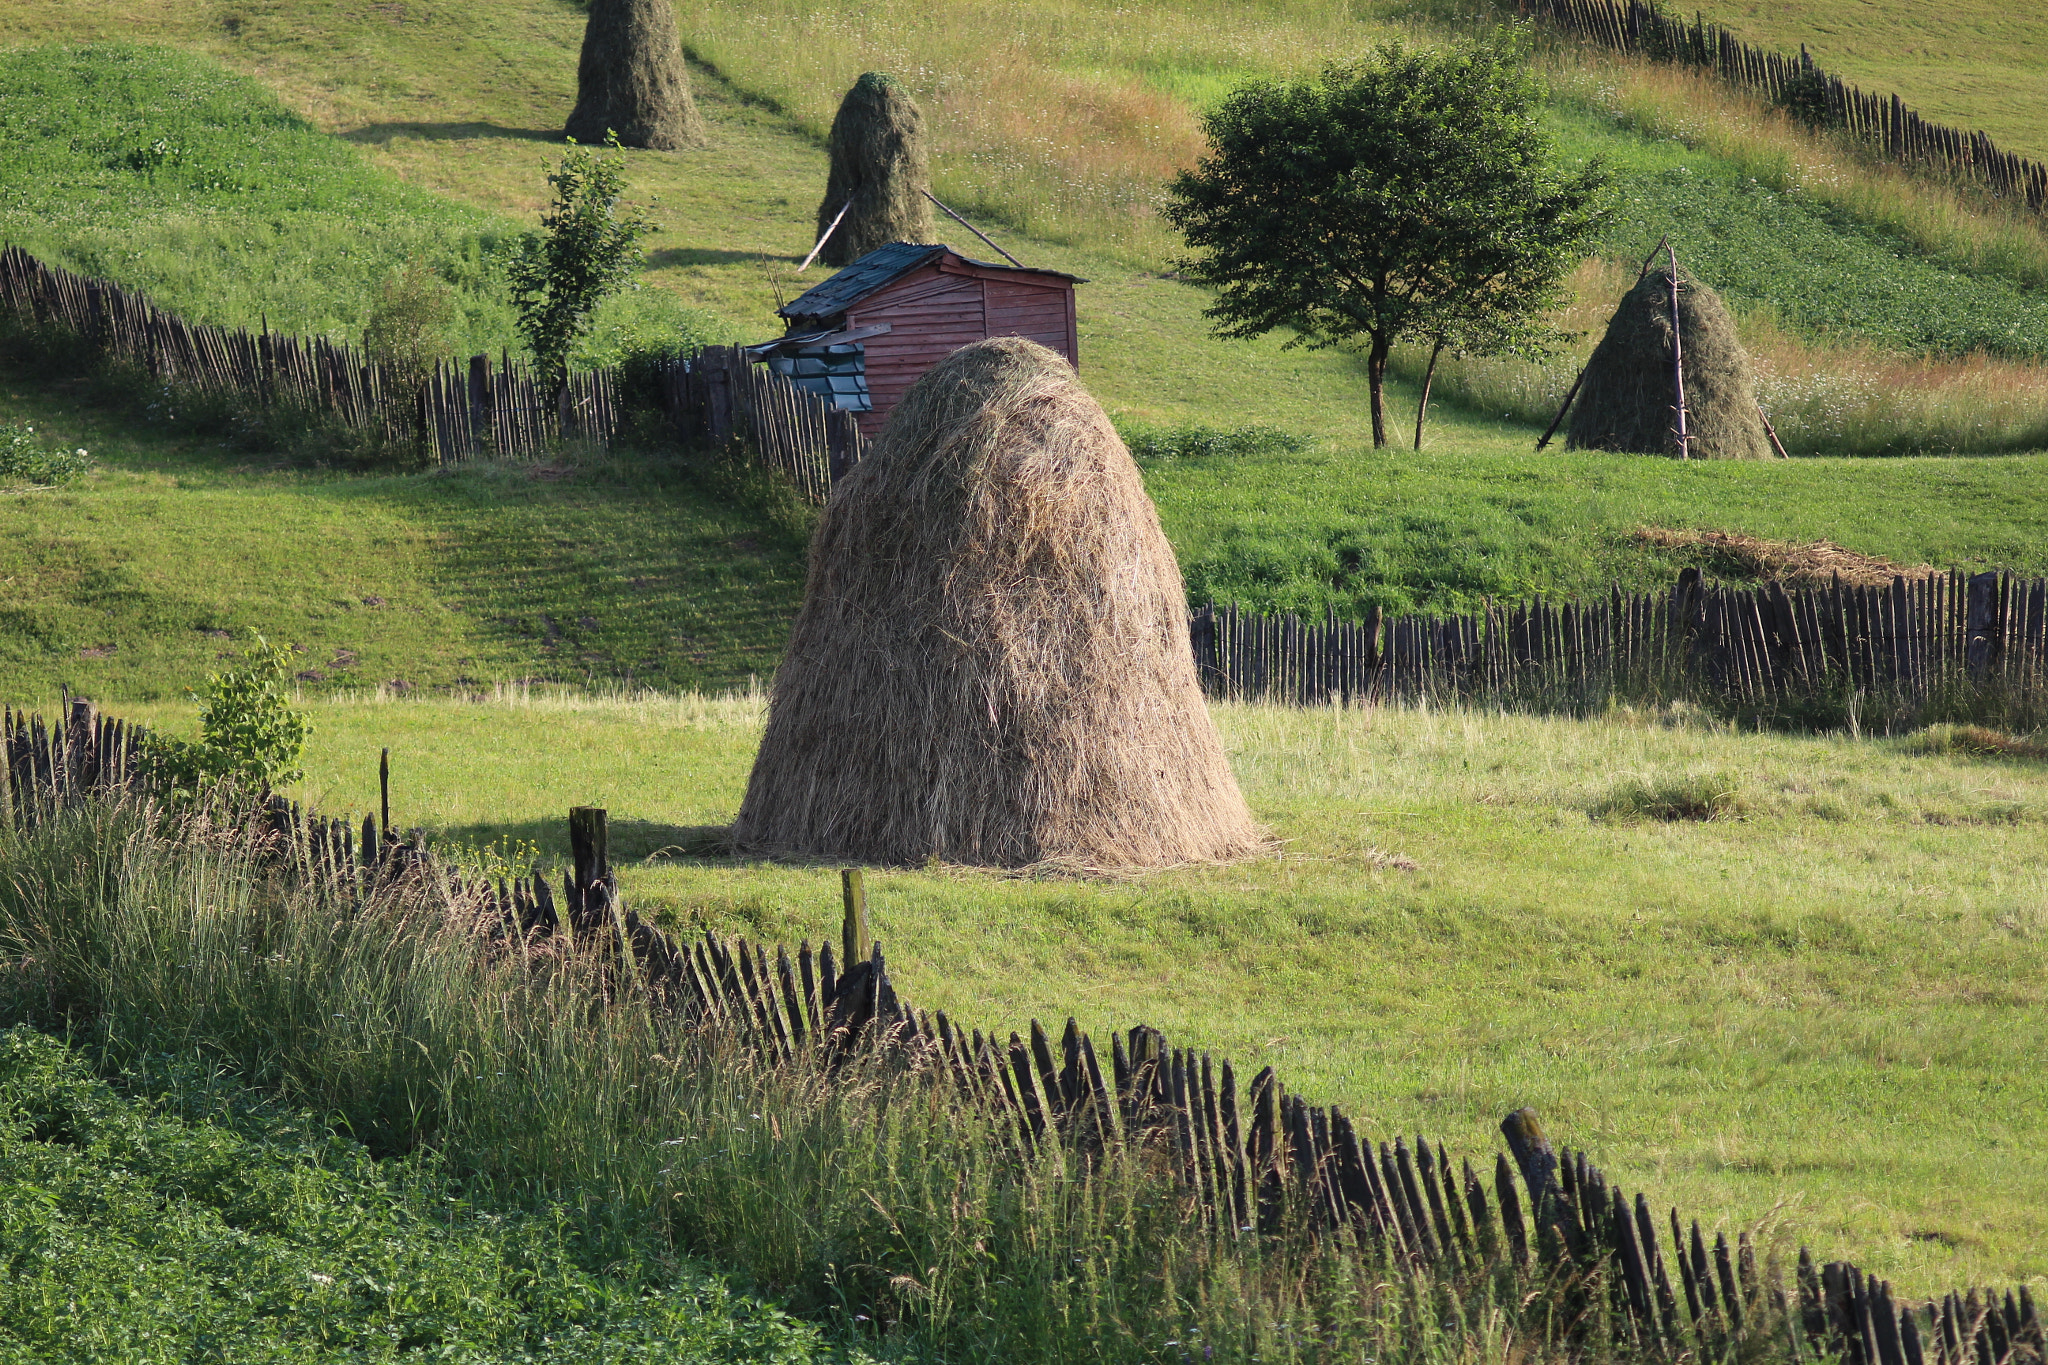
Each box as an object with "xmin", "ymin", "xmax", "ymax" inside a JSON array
[
  {"xmin": 0, "ymin": 246, "xmax": 860, "ymax": 498},
  {"xmin": 1518, "ymin": 0, "xmax": 2048, "ymax": 214},
  {"xmin": 6, "ymin": 696, "xmax": 2043, "ymax": 1365},
  {"xmin": 1195, "ymin": 568, "xmax": 2048, "ymax": 729}
]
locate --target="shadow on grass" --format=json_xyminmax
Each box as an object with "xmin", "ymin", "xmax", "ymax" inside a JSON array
[
  {"xmin": 431, "ymin": 818, "xmax": 737, "ymax": 863},
  {"xmin": 647, "ymin": 247, "xmax": 798, "ymax": 270},
  {"xmin": 342, "ymin": 121, "xmax": 561, "ymax": 145}
]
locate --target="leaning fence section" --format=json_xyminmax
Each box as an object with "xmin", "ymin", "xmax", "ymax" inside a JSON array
[
  {"xmin": 1194, "ymin": 568, "xmax": 2048, "ymax": 727},
  {"xmin": 5, "ymin": 696, "xmax": 2042, "ymax": 1365},
  {"xmin": 0, "ymin": 246, "xmax": 859, "ymax": 498},
  {"xmin": 1519, "ymin": 0, "xmax": 2048, "ymax": 214}
]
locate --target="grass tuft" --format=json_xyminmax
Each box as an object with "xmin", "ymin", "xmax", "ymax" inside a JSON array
[{"xmin": 1591, "ymin": 769, "xmax": 1751, "ymax": 821}]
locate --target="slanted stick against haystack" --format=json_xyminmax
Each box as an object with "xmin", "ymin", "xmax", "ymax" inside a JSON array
[
  {"xmin": 1565, "ymin": 258, "xmax": 1777, "ymax": 460},
  {"xmin": 812, "ymin": 73, "xmax": 936, "ymax": 268},
  {"xmin": 732, "ymin": 337, "xmax": 1261, "ymax": 870},
  {"xmin": 565, "ymin": 0, "xmax": 706, "ymax": 151}
]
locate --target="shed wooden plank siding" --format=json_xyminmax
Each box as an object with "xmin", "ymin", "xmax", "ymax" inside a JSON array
[{"xmin": 778, "ymin": 245, "xmax": 1081, "ymax": 437}]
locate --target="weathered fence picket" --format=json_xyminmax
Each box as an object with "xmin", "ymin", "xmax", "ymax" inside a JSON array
[
  {"xmin": 0, "ymin": 247, "xmax": 861, "ymax": 501},
  {"xmin": 1518, "ymin": 0, "xmax": 2048, "ymax": 214},
  {"xmin": 1193, "ymin": 568, "xmax": 2048, "ymax": 728}
]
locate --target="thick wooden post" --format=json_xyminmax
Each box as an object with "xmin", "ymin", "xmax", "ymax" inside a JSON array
[
  {"xmin": 841, "ymin": 867, "xmax": 871, "ymax": 966},
  {"xmin": 570, "ymin": 806, "xmax": 609, "ymax": 891}
]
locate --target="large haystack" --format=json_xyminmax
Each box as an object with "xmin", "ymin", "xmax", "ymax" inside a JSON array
[
  {"xmin": 565, "ymin": 0, "xmax": 705, "ymax": 151},
  {"xmin": 733, "ymin": 337, "xmax": 1260, "ymax": 870},
  {"xmin": 1567, "ymin": 264, "xmax": 1773, "ymax": 459},
  {"xmin": 816, "ymin": 73, "xmax": 934, "ymax": 267}
]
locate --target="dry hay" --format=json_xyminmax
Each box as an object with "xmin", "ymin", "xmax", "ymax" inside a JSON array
[
  {"xmin": 732, "ymin": 337, "xmax": 1261, "ymax": 870},
  {"xmin": 1568, "ymin": 264, "xmax": 1773, "ymax": 460},
  {"xmin": 1633, "ymin": 526, "xmax": 1935, "ymax": 588},
  {"xmin": 817, "ymin": 73, "xmax": 935, "ymax": 268},
  {"xmin": 565, "ymin": 0, "xmax": 705, "ymax": 151}
]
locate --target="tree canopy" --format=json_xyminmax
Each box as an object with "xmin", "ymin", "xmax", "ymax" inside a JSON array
[{"xmin": 1164, "ymin": 35, "xmax": 1612, "ymax": 447}]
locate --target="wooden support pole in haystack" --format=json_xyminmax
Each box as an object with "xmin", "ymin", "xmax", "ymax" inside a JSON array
[
  {"xmin": 1667, "ymin": 241, "xmax": 1691, "ymax": 461},
  {"xmin": 921, "ymin": 190, "xmax": 1027, "ymax": 269},
  {"xmin": 800, "ymin": 200, "xmax": 853, "ymax": 272},
  {"xmin": 1538, "ymin": 236, "xmax": 1669, "ymax": 451}
]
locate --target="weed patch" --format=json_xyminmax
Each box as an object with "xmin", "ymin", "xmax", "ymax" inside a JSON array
[{"xmin": 1592, "ymin": 769, "xmax": 1751, "ymax": 820}]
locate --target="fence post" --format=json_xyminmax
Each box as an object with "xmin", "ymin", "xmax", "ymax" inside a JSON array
[
  {"xmin": 568, "ymin": 805, "xmax": 612, "ymax": 932},
  {"xmin": 841, "ymin": 867, "xmax": 871, "ymax": 967}
]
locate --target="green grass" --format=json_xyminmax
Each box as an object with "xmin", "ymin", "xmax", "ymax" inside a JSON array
[
  {"xmin": 0, "ymin": 1027, "xmax": 844, "ymax": 1363},
  {"xmin": 110, "ymin": 689, "xmax": 2048, "ymax": 1297},
  {"xmin": 1147, "ymin": 444, "xmax": 2048, "ymax": 619},
  {"xmin": 0, "ymin": 387, "xmax": 807, "ymax": 702},
  {"xmin": 1687, "ymin": 0, "xmax": 2048, "ymax": 164},
  {"xmin": 1562, "ymin": 105, "xmax": 2048, "ymax": 359}
]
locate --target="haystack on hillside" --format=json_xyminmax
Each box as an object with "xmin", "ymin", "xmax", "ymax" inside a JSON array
[
  {"xmin": 816, "ymin": 73, "xmax": 934, "ymax": 268},
  {"xmin": 1567, "ymin": 264, "xmax": 1773, "ymax": 459},
  {"xmin": 732, "ymin": 337, "xmax": 1260, "ymax": 869},
  {"xmin": 565, "ymin": 0, "xmax": 705, "ymax": 151}
]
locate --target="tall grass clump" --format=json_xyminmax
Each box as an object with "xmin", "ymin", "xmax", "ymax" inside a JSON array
[{"xmin": 0, "ymin": 794, "xmax": 1702, "ymax": 1362}]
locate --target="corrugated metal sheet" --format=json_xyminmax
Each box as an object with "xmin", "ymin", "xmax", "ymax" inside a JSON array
[
  {"xmin": 763, "ymin": 342, "xmax": 871, "ymax": 413},
  {"xmin": 780, "ymin": 244, "xmax": 948, "ymax": 326}
]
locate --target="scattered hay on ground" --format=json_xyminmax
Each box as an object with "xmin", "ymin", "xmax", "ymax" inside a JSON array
[
  {"xmin": 1568, "ymin": 263, "xmax": 1774, "ymax": 460},
  {"xmin": 1633, "ymin": 526, "xmax": 1936, "ymax": 587},
  {"xmin": 1912, "ymin": 725, "xmax": 2048, "ymax": 762},
  {"xmin": 565, "ymin": 0, "xmax": 705, "ymax": 151},
  {"xmin": 732, "ymin": 336, "xmax": 1261, "ymax": 870},
  {"xmin": 816, "ymin": 73, "xmax": 934, "ymax": 268}
]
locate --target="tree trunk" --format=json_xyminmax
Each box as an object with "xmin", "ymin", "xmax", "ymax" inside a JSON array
[
  {"xmin": 1367, "ymin": 336, "xmax": 1390, "ymax": 448},
  {"xmin": 1413, "ymin": 340, "xmax": 1444, "ymax": 451}
]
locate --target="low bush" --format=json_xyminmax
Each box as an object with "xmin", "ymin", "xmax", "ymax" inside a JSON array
[
  {"xmin": 0, "ymin": 420, "xmax": 93, "ymax": 488},
  {"xmin": 1117, "ymin": 419, "xmax": 1313, "ymax": 461}
]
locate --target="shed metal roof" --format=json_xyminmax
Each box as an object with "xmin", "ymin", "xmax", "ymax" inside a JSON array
[{"xmin": 779, "ymin": 242, "xmax": 1081, "ymax": 323}]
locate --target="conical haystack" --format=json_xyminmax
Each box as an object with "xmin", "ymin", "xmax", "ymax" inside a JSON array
[
  {"xmin": 816, "ymin": 73, "xmax": 934, "ymax": 267},
  {"xmin": 733, "ymin": 337, "xmax": 1260, "ymax": 870},
  {"xmin": 1567, "ymin": 264, "xmax": 1773, "ymax": 459},
  {"xmin": 565, "ymin": 0, "xmax": 705, "ymax": 151}
]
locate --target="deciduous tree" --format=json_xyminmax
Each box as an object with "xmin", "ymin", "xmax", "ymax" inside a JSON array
[{"xmin": 1164, "ymin": 35, "xmax": 1611, "ymax": 447}]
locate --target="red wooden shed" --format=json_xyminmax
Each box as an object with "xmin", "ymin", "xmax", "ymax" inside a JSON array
[{"xmin": 750, "ymin": 243, "xmax": 1082, "ymax": 437}]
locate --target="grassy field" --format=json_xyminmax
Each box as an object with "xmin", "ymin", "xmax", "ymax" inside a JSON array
[
  {"xmin": 111, "ymin": 689, "xmax": 2048, "ymax": 1297},
  {"xmin": 1687, "ymin": 0, "xmax": 2048, "ymax": 164},
  {"xmin": 0, "ymin": 1028, "xmax": 838, "ymax": 1362},
  {"xmin": 0, "ymin": 388, "xmax": 808, "ymax": 700}
]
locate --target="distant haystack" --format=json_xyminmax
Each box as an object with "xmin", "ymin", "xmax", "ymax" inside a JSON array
[
  {"xmin": 816, "ymin": 73, "xmax": 934, "ymax": 267},
  {"xmin": 565, "ymin": 0, "xmax": 705, "ymax": 151},
  {"xmin": 1567, "ymin": 264, "xmax": 1773, "ymax": 460},
  {"xmin": 732, "ymin": 337, "xmax": 1260, "ymax": 870}
]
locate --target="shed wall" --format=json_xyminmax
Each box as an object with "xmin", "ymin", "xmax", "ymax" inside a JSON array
[{"xmin": 845, "ymin": 258, "xmax": 1079, "ymax": 435}]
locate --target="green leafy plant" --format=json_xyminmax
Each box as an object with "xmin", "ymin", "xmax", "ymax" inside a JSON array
[
  {"xmin": 507, "ymin": 138, "xmax": 655, "ymax": 399},
  {"xmin": 0, "ymin": 420, "xmax": 93, "ymax": 487},
  {"xmin": 362, "ymin": 257, "xmax": 459, "ymax": 394},
  {"xmin": 151, "ymin": 631, "xmax": 311, "ymax": 792}
]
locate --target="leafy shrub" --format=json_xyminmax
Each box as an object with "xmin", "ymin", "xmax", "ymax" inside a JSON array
[
  {"xmin": 0, "ymin": 421, "xmax": 93, "ymax": 487},
  {"xmin": 1116, "ymin": 420, "xmax": 1313, "ymax": 460},
  {"xmin": 151, "ymin": 632, "xmax": 311, "ymax": 792},
  {"xmin": 362, "ymin": 258, "xmax": 459, "ymax": 393},
  {"xmin": 509, "ymin": 140, "xmax": 655, "ymax": 392}
]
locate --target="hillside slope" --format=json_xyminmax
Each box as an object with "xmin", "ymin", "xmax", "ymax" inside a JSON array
[{"xmin": 1688, "ymin": 0, "xmax": 2048, "ymax": 163}]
